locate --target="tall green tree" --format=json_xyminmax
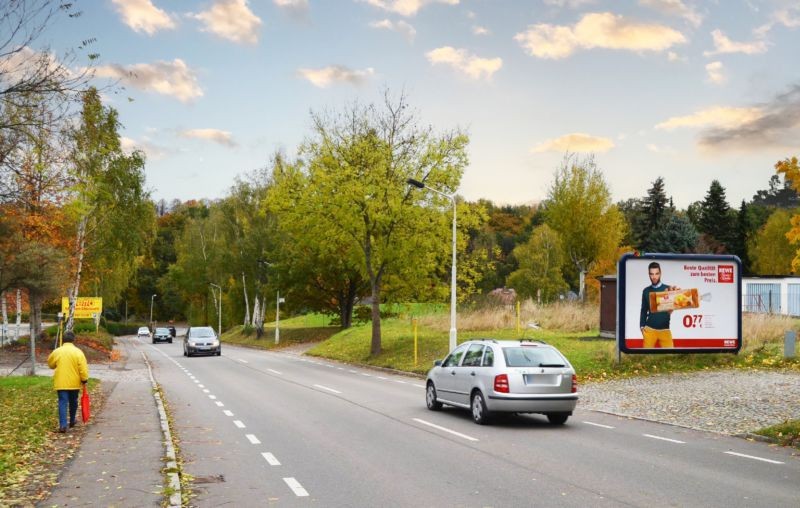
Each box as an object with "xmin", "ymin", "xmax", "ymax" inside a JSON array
[
  {"xmin": 507, "ymin": 224, "xmax": 567, "ymax": 302},
  {"xmin": 543, "ymin": 154, "xmax": 626, "ymax": 299},
  {"xmin": 291, "ymin": 93, "xmax": 469, "ymax": 355},
  {"xmin": 697, "ymin": 180, "xmax": 734, "ymax": 252},
  {"xmin": 65, "ymin": 88, "xmax": 155, "ymax": 331}
]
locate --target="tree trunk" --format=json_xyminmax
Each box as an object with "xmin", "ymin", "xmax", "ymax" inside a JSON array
[
  {"xmin": 242, "ymin": 273, "xmax": 250, "ymax": 326},
  {"xmin": 370, "ymin": 279, "xmax": 381, "ymax": 356},
  {"xmin": 338, "ymin": 280, "xmax": 357, "ymax": 329},
  {"xmin": 15, "ymin": 288, "xmax": 21, "ymax": 341},
  {"xmin": 66, "ymin": 216, "xmax": 88, "ymax": 332},
  {"xmin": 29, "ymin": 290, "xmax": 42, "ymax": 375},
  {"xmin": 1, "ymin": 290, "xmax": 7, "ymax": 347}
]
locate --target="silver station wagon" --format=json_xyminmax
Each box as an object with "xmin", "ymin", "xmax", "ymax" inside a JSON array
[{"xmin": 426, "ymin": 339, "xmax": 578, "ymax": 425}]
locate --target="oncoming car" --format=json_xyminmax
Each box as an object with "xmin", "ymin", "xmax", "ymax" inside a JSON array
[
  {"xmin": 183, "ymin": 326, "xmax": 221, "ymax": 357},
  {"xmin": 137, "ymin": 326, "xmax": 151, "ymax": 340},
  {"xmin": 153, "ymin": 327, "xmax": 172, "ymax": 344},
  {"xmin": 425, "ymin": 339, "xmax": 578, "ymax": 425}
]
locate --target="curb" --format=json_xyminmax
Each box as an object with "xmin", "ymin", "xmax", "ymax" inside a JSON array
[{"xmin": 142, "ymin": 352, "xmax": 182, "ymax": 507}]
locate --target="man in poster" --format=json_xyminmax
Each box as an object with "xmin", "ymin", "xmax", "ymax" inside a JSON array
[{"xmin": 640, "ymin": 262, "xmax": 679, "ymax": 348}]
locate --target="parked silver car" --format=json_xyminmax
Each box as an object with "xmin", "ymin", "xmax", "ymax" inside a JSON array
[
  {"xmin": 183, "ymin": 326, "xmax": 221, "ymax": 357},
  {"xmin": 425, "ymin": 339, "xmax": 578, "ymax": 425}
]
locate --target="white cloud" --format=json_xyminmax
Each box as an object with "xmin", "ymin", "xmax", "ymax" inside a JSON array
[
  {"xmin": 370, "ymin": 19, "xmax": 416, "ymax": 41},
  {"xmin": 472, "ymin": 25, "xmax": 490, "ymax": 36},
  {"xmin": 297, "ymin": 66, "xmax": 375, "ymax": 88},
  {"xmin": 362, "ymin": 0, "xmax": 459, "ymax": 17},
  {"xmin": 120, "ymin": 136, "xmax": 170, "ymax": 160},
  {"xmin": 639, "ymin": 0, "xmax": 703, "ymax": 27},
  {"xmin": 192, "ymin": 0, "xmax": 262, "ymax": 44},
  {"xmin": 179, "ymin": 128, "xmax": 238, "ymax": 147},
  {"xmin": 531, "ymin": 133, "xmax": 615, "ymax": 153},
  {"xmin": 703, "ymin": 29, "xmax": 768, "ymax": 56},
  {"xmin": 655, "ymin": 106, "xmax": 763, "ymax": 130},
  {"xmin": 111, "ymin": 0, "xmax": 175, "ymax": 35},
  {"xmin": 705, "ymin": 61, "xmax": 726, "ymax": 84},
  {"xmin": 514, "ymin": 12, "xmax": 686, "ymax": 59},
  {"xmin": 755, "ymin": 6, "xmax": 800, "ymax": 36},
  {"xmin": 0, "ymin": 46, "xmax": 66, "ymax": 80},
  {"xmin": 425, "ymin": 46, "xmax": 502, "ymax": 80},
  {"xmin": 274, "ymin": 0, "xmax": 309, "ymax": 18},
  {"xmin": 94, "ymin": 59, "xmax": 203, "ymax": 102},
  {"xmin": 543, "ymin": 0, "xmax": 597, "ymax": 8}
]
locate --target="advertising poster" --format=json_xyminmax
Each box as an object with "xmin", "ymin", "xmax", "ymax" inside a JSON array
[
  {"xmin": 617, "ymin": 253, "xmax": 741, "ymax": 354},
  {"xmin": 61, "ymin": 297, "xmax": 103, "ymax": 319}
]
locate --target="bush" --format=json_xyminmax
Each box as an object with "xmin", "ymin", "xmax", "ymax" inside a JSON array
[{"xmin": 104, "ymin": 321, "xmax": 145, "ymax": 336}]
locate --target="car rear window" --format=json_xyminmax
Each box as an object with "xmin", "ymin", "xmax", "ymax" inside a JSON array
[{"xmin": 502, "ymin": 347, "xmax": 566, "ymax": 368}]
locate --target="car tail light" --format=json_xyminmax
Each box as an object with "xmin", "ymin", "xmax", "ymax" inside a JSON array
[
  {"xmin": 571, "ymin": 374, "xmax": 578, "ymax": 393},
  {"xmin": 494, "ymin": 374, "xmax": 509, "ymax": 393}
]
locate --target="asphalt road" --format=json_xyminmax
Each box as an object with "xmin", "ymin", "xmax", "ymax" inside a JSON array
[{"xmin": 138, "ymin": 336, "xmax": 799, "ymax": 507}]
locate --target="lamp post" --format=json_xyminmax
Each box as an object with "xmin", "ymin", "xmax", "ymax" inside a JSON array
[
  {"xmin": 149, "ymin": 294, "xmax": 157, "ymax": 328},
  {"xmin": 209, "ymin": 283, "xmax": 222, "ymax": 337},
  {"xmin": 407, "ymin": 178, "xmax": 458, "ymax": 351}
]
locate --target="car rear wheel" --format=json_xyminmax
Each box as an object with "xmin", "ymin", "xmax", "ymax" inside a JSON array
[
  {"xmin": 426, "ymin": 382, "xmax": 442, "ymax": 410},
  {"xmin": 169, "ymin": 339, "xmax": 172, "ymax": 344},
  {"xmin": 471, "ymin": 391, "xmax": 491, "ymax": 425},
  {"xmin": 547, "ymin": 413, "xmax": 570, "ymax": 425}
]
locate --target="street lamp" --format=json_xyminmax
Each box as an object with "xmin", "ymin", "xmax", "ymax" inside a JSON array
[
  {"xmin": 407, "ymin": 178, "xmax": 458, "ymax": 351},
  {"xmin": 209, "ymin": 283, "xmax": 222, "ymax": 337},
  {"xmin": 149, "ymin": 294, "xmax": 157, "ymax": 327}
]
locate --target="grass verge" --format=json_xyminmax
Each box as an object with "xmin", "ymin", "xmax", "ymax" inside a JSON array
[
  {"xmin": 0, "ymin": 376, "xmax": 101, "ymax": 506},
  {"xmin": 753, "ymin": 420, "xmax": 800, "ymax": 448}
]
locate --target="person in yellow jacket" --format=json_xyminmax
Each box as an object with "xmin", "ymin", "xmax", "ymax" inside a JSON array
[{"xmin": 47, "ymin": 331, "xmax": 89, "ymax": 432}]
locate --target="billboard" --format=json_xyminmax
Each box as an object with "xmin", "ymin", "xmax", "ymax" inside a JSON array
[
  {"xmin": 61, "ymin": 297, "xmax": 103, "ymax": 319},
  {"xmin": 617, "ymin": 253, "xmax": 741, "ymax": 354}
]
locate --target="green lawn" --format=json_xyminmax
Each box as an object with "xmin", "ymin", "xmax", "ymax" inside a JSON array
[{"xmin": 754, "ymin": 420, "xmax": 800, "ymax": 448}]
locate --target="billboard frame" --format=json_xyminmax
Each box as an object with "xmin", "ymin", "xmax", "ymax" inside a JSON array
[{"xmin": 617, "ymin": 252, "xmax": 742, "ymax": 355}]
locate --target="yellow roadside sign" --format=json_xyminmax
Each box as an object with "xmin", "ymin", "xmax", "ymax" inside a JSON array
[{"xmin": 62, "ymin": 297, "xmax": 103, "ymax": 319}]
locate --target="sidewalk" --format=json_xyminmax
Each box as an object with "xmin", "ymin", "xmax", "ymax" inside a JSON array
[{"xmin": 40, "ymin": 337, "xmax": 165, "ymax": 507}]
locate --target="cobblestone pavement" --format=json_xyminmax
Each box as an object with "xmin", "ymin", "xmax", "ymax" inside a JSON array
[{"xmin": 579, "ymin": 369, "xmax": 800, "ymax": 435}]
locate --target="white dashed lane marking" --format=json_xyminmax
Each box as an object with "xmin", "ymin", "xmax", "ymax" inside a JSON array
[
  {"xmin": 725, "ymin": 451, "xmax": 784, "ymax": 464},
  {"xmin": 234, "ymin": 420, "xmax": 246, "ymax": 428},
  {"xmin": 644, "ymin": 434, "xmax": 685, "ymax": 444},
  {"xmin": 583, "ymin": 421, "xmax": 615, "ymax": 429},
  {"xmin": 215, "ymin": 401, "xmax": 224, "ymax": 407},
  {"xmin": 314, "ymin": 384, "xmax": 342, "ymax": 394},
  {"xmin": 209, "ymin": 395, "xmax": 217, "ymax": 400},
  {"xmin": 262, "ymin": 452, "xmax": 281, "ymax": 466},
  {"xmin": 237, "ymin": 358, "xmax": 248, "ymax": 363},
  {"xmin": 413, "ymin": 418, "xmax": 479, "ymax": 442},
  {"xmin": 268, "ymin": 368, "xmax": 282, "ymax": 375},
  {"xmin": 223, "ymin": 410, "xmax": 234, "ymax": 417},
  {"xmin": 284, "ymin": 477, "xmax": 309, "ymax": 497},
  {"xmin": 246, "ymin": 434, "xmax": 261, "ymax": 444}
]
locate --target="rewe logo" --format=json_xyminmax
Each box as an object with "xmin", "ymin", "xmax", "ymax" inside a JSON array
[{"xmin": 718, "ymin": 265, "xmax": 734, "ymax": 283}]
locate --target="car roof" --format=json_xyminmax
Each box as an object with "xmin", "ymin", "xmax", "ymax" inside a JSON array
[
  {"xmin": 138, "ymin": 326, "xmax": 149, "ymax": 331},
  {"xmin": 460, "ymin": 339, "xmax": 553, "ymax": 348}
]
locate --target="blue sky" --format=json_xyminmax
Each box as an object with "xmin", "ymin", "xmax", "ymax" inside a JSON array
[{"xmin": 44, "ymin": 0, "xmax": 800, "ymax": 208}]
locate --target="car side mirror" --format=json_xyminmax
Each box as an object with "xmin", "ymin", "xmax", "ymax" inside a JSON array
[{"xmin": 434, "ymin": 359, "xmax": 442, "ymax": 367}]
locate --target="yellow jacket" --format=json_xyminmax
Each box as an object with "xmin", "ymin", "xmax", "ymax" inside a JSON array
[{"xmin": 47, "ymin": 342, "xmax": 89, "ymax": 390}]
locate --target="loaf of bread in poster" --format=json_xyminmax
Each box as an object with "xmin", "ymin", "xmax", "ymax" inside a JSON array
[{"xmin": 649, "ymin": 288, "xmax": 699, "ymax": 313}]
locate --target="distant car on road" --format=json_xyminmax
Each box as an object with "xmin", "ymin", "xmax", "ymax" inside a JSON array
[
  {"xmin": 183, "ymin": 326, "xmax": 221, "ymax": 357},
  {"xmin": 168, "ymin": 325, "xmax": 177, "ymax": 338},
  {"xmin": 153, "ymin": 327, "xmax": 172, "ymax": 344},
  {"xmin": 425, "ymin": 339, "xmax": 578, "ymax": 425},
  {"xmin": 137, "ymin": 326, "xmax": 151, "ymax": 340}
]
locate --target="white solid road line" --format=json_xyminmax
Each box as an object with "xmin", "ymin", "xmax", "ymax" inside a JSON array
[
  {"xmin": 268, "ymin": 368, "xmax": 282, "ymax": 375},
  {"xmin": 413, "ymin": 418, "xmax": 479, "ymax": 442},
  {"xmin": 724, "ymin": 451, "xmax": 785, "ymax": 464},
  {"xmin": 283, "ymin": 477, "xmax": 309, "ymax": 497},
  {"xmin": 234, "ymin": 420, "xmax": 246, "ymax": 428},
  {"xmin": 262, "ymin": 452, "xmax": 281, "ymax": 466},
  {"xmin": 238, "ymin": 358, "xmax": 248, "ymax": 363},
  {"xmin": 394, "ymin": 380, "xmax": 407, "ymax": 385},
  {"xmin": 246, "ymin": 434, "xmax": 261, "ymax": 444},
  {"xmin": 644, "ymin": 434, "xmax": 686, "ymax": 444},
  {"xmin": 223, "ymin": 410, "xmax": 234, "ymax": 416},
  {"xmin": 313, "ymin": 384, "xmax": 342, "ymax": 394},
  {"xmin": 376, "ymin": 376, "xmax": 388, "ymax": 380},
  {"xmin": 583, "ymin": 421, "xmax": 615, "ymax": 429},
  {"xmin": 215, "ymin": 401, "xmax": 224, "ymax": 407}
]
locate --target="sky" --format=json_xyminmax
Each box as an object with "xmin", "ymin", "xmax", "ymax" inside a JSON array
[{"xmin": 40, "ymin": 0, "xmax": 800, "ymax": 208}]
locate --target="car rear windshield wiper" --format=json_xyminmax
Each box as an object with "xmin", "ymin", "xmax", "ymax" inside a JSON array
[{"xmin": 538, "ymin": 363, "xmax": 565, "ymax": 367}]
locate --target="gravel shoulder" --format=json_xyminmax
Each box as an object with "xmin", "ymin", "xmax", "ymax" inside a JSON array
[{"xmin": 580, "ymin": 369, "xmax": 800, "ymax": 435}]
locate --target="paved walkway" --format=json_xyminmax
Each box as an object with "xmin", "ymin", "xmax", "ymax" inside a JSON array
[{"xmin": 40, "ymin": 338, "xmax": 164, "ymax": 507}]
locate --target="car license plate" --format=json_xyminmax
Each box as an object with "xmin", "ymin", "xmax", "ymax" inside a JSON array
[{"xmin": 524, "ymin": 374, "xmax": 559, "ymax": 385}]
